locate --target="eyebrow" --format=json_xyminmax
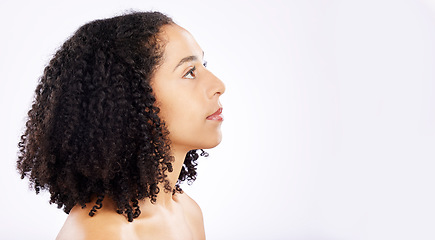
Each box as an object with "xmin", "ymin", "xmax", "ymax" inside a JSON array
[
  {"xmin": 173, "ymin": 55, "xmax": 198, "ymax": 72},
  {"xmin": 172, "ymin": 51, "xmax": 205, "ymax": 72}
]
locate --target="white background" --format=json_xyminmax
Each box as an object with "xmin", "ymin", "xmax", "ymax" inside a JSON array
[{"xmin": 1, "ymin": 0, "xmax": 435, "ymax": 239}]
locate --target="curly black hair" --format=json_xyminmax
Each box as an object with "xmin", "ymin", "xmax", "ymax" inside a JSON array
[{"xmin": 17, "ymin": 11, "xmax": 204, "ymax": 222}]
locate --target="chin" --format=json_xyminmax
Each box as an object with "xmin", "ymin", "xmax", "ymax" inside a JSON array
[{"xmin": 200, "ymin": 137, "xmax": 222, "ymax": 150}]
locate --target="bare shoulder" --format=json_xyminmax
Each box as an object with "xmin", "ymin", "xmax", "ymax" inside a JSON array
[
  {"xmin": 176, "ymin": 192, "xmax": 203, "ymax": 219},
  {"xmin": 56, "ymin": 195, "xmax": 205, "ymax": 240},
  {"xmin": 176, "ymin": 192, "xmax": 206, "ymax": 239},
  {"xmin": 56, "ymin": 204, "xmax": 130, "ymax": 240}
]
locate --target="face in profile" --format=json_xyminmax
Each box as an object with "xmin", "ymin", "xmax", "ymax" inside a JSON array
[{"xmin": 152, "ymin": 24, "xmax": 226, "ymax": 153}]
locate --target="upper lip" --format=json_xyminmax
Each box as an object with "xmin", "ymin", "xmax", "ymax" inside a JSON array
[{"xmin": 207, "ymin": 107, "xmax": 223, "ymax": 118}]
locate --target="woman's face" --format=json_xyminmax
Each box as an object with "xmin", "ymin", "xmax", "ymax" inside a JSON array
[{"xmin": 151, "ymin": 24, "xmax": 225, "ymax": 153}]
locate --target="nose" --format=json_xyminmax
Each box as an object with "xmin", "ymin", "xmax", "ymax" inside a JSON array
[{"xmin": 208, "ymin": 71, "xmax": 225, "ymax": 98}]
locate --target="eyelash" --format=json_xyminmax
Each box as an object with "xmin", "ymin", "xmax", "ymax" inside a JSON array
[
  {"xmin": 184, "ymin": 66, "xmax": 196, "ymax": 79},
  {"xmin": 183, "ymin": 61, "xmax": 207, "ymax": 79}
]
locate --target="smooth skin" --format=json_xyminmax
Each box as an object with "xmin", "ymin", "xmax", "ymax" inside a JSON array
[{"xmin": 56, "ymin": 24, "xmax": 225, "ymax": 240}]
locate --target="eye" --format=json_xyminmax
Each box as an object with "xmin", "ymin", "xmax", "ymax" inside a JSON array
[
  {"xmin": 183, "ymin": 66, "xmax": 196, "ymax": 79},
  {"xmin": 203, "ymin": 60, "xmax": 208, "ymax": 68}
]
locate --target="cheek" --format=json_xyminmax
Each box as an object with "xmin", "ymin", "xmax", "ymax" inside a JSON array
[
  {"xmin": 166, "ymin": 99, "xmax": 202, "ymax": 133},
  {"xmin": 163, "ymin": 101, "xmax": 222, "ymax": 149},
  {"xmin": 169, "ymin": 114, "xmax": 223, "ymax": 150},
  {"xmin": 153, "ymin": 84, "xmax": 222, "ymax": 149},
  {"xmin": 158, "ymin": 92, "xmax": 201, "ymax": 132}
]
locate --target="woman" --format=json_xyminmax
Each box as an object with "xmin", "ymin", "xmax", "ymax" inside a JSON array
[{"xmin": 17, "ymin": 11, "xmax": 225, "ymax": 239}]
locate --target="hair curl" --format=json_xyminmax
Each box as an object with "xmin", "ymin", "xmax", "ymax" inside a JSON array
[{"xmin": 17, "ymin": 11, "xmax": 203, "ymax": 222}]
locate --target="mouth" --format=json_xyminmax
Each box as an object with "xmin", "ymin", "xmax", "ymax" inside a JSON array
[{"xmin": 206, "ymin": 108, "xmax": 224, "ymax": 121}]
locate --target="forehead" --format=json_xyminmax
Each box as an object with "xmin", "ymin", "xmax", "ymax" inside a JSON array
[{"xmin": 159, "ymin": 24, "xmax": 203, "ymax": 63}]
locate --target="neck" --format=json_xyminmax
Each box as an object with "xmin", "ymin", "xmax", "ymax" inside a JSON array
[{"xmin": 152, "ymin": 145, "xmax": 189, "ymax": 207}]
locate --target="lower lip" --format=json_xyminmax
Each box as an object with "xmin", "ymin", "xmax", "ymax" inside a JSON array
[{"xmin": 206, "ymin": 113, "xmax": 224, "ymax": 121}]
